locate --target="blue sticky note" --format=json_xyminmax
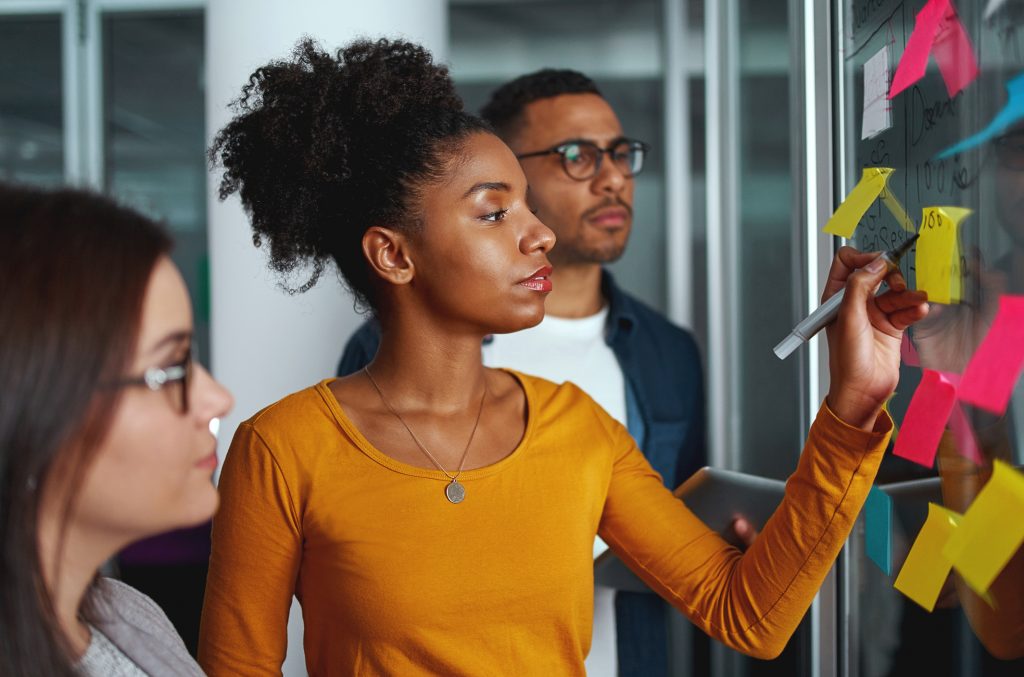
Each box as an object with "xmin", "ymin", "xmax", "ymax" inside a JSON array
[
  {"xmin": 865, "ymin": 486, "xmax": 893, "ymax": 575},
  {"xmin": 937, "ymin": 73, "xmax": 1024, "ymax": 158}
]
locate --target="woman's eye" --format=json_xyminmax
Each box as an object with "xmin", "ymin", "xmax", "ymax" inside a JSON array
[{"xmin": 482, "ymin": 209, "xmax": 508, "ymax": 223}]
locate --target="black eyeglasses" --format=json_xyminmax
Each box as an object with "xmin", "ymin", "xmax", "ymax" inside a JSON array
[
  {"xmin": 516, "ymin": 139, "xmax": 651, "ymax": 181},
  {"xmin": 106, "ymin": 346, "xmax": 192, "ymax": 414}
]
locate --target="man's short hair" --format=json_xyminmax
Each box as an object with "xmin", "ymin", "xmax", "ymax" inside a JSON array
[{"xmin": 480, "ymin": 69, "xmax": 602, "ymax": 143}]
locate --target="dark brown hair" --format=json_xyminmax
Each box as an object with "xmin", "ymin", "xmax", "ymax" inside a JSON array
[
  {"xmin": 0, "ymin": 183, "xmax": 172, "ymax": 674},
  {"xmin": 210, "ymin": 37, "xmax": 490, "ymax": 310}
]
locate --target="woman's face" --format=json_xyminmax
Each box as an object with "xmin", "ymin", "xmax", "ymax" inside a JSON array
[
  {"xmin": 71, "ymin": 256, "xmax": 233, "ymax": 543},
  {"xmin": 406, "ymin": 131, "xmax": 556, "ymax": 334}
]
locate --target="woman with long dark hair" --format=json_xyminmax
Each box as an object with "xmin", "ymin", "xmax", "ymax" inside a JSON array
[
  {"xmin": 199, "ymin": 38, "xmax": 929, "ymax": 675},
  {"xmin": 0, "ymin": 185, "xmax": 233, "ymax": 676}
]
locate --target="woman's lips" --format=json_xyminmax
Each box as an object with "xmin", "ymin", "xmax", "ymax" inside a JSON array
[
  {"xmin": 195, "ymin": 451, "xmax": 218, "ymax": 471},
  {"xmin": 519, "ymin": 266, "xmax": 553, "ymax": 292}
]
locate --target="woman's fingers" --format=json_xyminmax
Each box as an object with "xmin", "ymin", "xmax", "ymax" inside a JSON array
[
  {"xmin": 875, "ymin": 289, "xmax": 929, "ymax": 314},
  {"xmin": 823, "ymin": 246, "xmax": 882, "ymax": 302},
  {"xmin": 886, "ymin": 304, "xmax": 931, "ymax": 332}
]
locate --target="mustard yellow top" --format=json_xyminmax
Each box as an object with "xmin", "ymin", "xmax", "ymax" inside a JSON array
[{"xmin": 199, "ymin": 372, "xmax": 892, "ymax": 676}]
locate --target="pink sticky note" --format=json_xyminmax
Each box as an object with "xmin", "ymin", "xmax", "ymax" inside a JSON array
[
  {"xmin": 932, "ymin": 3, "xmax": 979, "ymax": 97},
  {"xmin": 958, "ymin": 296, "xmax": 1024, "ymax": 415},
  {"xmin": 902, "ymin": 333, "xmax": 922, "ymax": 367},
  {"xmin": 889, "ymin": 0, "xmax": 944, "ymax": 99},
  {"xmin": 894, "ymin": 369, "xmax": 958, "ymax": 468},
  {"xmin": 948, "ymin": 403, "xmax": 983, "ymax": 464}
]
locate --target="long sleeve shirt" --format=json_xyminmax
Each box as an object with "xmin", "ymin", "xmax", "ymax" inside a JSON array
[{"xmin": 199, "ymin": 371, "xmax": 892, "ymax": 676}]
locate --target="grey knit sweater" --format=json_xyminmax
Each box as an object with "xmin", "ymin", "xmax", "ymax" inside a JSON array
[{"xmin": 79, "ymin": 578, "xmax": 205, "ymax": 677}]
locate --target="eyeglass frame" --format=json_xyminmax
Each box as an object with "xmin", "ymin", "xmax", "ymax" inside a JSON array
[
  {"xmin": 515, "ymin": 137, "xmax": 651, "ymax": 181},
  {"xmin": 103, "ymin": 345, "xmax": 192, "ymax": 414}
]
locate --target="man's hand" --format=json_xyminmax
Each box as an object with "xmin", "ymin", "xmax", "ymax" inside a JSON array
[{"xmin": 730, "ymin": 517, "xmax": 759, "ymax": 550}]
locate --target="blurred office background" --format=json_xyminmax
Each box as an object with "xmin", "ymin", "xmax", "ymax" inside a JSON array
[{"xmin": 1, "ymin": 0, "xmax": 1020, "ymax": 675}]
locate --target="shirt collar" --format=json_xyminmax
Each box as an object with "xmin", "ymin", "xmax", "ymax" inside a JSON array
[{"xmin": 601, "ymin": 269, "xmax": 637, "ymax": 342}]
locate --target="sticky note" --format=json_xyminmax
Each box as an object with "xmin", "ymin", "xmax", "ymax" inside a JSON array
[
  {"xmin": 943, "ymin": 461, "xmax": 1024, "ymax": 596},
  {"xmin": 948, "ymin": 402, "xmax": 983, "ymax": 465},
  {"xmin": 958, "ymin": 295, "xmax": 1024, "ymax": 415},
  {"xmin": 863, "ymin": 46, "xmax": 893, "ymax": 140},
  {"xmin": 889, "ymin": 0, "xmax": 978, "ymax": 100},
  {"xmin": 901, "ymin": 333, "xmax": 921, "ymax": 367},
  {"xmin": 880, "ymin": 186, "xmax": 918, "ymax": 233},
  {"xmin": 938, "ymin": 74, "xmax": 1024, "ymax": 158},
  {"xmin": 824, "ymin": 168, "xmax": 892, "ymax": 238},
  {"xmin": 932, "ymin": 2, "xmax": 980, "ymax": 98},
  {"xmin": 865, "ymin": 486, "xmax": 893, "ymax": 575},
  {"xmin": 893, "ymin": 369, "xmax": 958, "ymax": 468},
  {"xmin": 894, "ymin": 503, "xmax": 962, "ymax": 612},
  {"xmin": 916, "ymin": 207, "xmax": 971, "ymax": 304}
]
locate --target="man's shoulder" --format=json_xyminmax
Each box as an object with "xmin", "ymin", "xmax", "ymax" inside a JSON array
[{"xmin": 611, "ymin": 284, "xmax": 699, "ymax": 350}]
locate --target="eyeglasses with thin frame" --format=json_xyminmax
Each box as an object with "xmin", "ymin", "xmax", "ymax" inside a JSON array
[
  {"xmin": 105, "ymin": 345, "xmax": 192, "ymax": 414},
  {"xmin": 516, "ymin": 138, "xmax": 651, "ymax": 181}
]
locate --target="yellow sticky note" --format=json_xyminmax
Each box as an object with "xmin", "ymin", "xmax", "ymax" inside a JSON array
[
  {"xmin": 916, "ymin": 207, "xmax": 972, "ymax": 305},
  {"xmin": 880, "ymin": 187, "xmax": 917, "ymax": 233},
  {"xmin": 823, "ymin": 168, "xmax": 892, "ymax": 238},
  {"xmin": 943, "ymin": 460, "xmax": 1024, "ymax": 597},
  {"xmin": 894, "ymin": 503, "xmax": 962, "ymax": 612}
]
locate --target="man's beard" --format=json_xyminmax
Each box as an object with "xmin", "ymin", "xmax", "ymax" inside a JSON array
[{"xmin": 549, "ymin": 198, "xmax": 632, "ymax": 265}]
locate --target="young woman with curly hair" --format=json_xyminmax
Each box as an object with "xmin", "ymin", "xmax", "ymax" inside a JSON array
[
  {"xmin": 198, "ymin": 37, "xmax": 928, "ymax": 676},
  {"xmin": 0, "ymin": 185, "xmax": 233, "ymax": 676}
]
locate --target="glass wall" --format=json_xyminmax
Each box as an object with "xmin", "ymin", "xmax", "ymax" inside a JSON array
[
  {"xmin": 839, "ymin": 0, "xmax": 1024, "ymax": 674},
  {"xmin": 0, "ymin": 14, "xmax": 64, "ymax": 185}
]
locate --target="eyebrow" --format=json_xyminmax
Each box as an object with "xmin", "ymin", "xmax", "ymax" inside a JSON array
[
  {"xmin": 553, "ymin": 136, "xmax": 630, "ymax": 148},
  {"xmin": 145, "ymin": 330, "xmax": 192, "ymax": 358},
  {"xmin": 462, "ymin": 181, "xmax": 511, "ymax": 199}
]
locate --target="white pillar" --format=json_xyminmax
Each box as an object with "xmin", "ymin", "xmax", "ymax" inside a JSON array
[{"xmin": 206, "ymin": 2, "xmax": 447, "ymax": 675}]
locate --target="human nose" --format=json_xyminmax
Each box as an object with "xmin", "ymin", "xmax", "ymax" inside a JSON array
[
  {"xmin": 521, "ymin": 212, "xmax": 556, "ymax": 255},
  {"xmin": 191, "ymin": 364, "xmax": 234, "ymax": 428},
  {"xmin": 590, "ymin": 149, "xmax": 627, "ymax": 195}
]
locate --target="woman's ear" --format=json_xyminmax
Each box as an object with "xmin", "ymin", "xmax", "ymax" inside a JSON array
[{"xmin": 363, "ymin": 226, "xmax": 415, "ymax": 286}]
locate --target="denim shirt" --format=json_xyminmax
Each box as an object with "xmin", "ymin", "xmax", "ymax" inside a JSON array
[{"xmin": 336, "ymin": 270, "xmax": 707, "ymax": 677}]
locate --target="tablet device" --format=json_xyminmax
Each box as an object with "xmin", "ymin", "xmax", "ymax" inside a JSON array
[{"xmin": 593, "ymin": 466, "xmax": 786, "ymax": 593}]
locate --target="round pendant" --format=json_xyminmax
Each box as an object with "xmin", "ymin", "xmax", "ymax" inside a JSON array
[{"xmin": 445, "ymin": 480, "xmax": 466, "ymax": 504}]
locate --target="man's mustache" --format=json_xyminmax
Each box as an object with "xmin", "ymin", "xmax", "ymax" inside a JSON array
[{"xmin": 581, "ymin": 197, "xmax": 633, "ymax": 220}]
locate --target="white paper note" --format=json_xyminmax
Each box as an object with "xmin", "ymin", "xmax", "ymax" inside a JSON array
[{"xmin": 862, "ymin": 45, "xmax": 893, "ymax": 140}]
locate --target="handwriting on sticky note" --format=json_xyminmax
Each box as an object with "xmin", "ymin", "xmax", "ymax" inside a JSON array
[
  {"xmin": 893, "ymin": 370, "xmax": 958, "ymax": 468},
  {"xmin": 957, "ymin": 295, "xmax": 1024, "ymax": 415},
  {"xmin": 890, "ymin": 0, "xmax": 978, "ymax": 100},
  {"xmin": 916, "ymin": 207, "xmax": 971, "ymax": 304},
  {"xmin": 894, "ymin": 503, "xmax": 962, "ymax": 612},
  {"xmin": 824, "ymin": 168, "xmax": 891, "ymax": 238},
  {"xmin": 863, "ymin": 46, "xmax": 892, "ymax": 140},
  {"xmin": 943, "ymin": 461, "xmax": 1024, "ymax": 596},
  {"xmin": 939, "ymin": 74, "xmax": 1024, "ymax": 158},
  {"xmin": 865, "ymin": 486, "xmax": 893, "ymax": 575}
]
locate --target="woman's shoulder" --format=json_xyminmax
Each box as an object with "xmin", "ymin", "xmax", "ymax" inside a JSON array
[
  {"xmin": 499, "ymin": 369, "xmax": 612, "ymax": 426},
  {"xmin": 243, "ymin": 379, "xmax": 340, "ymax": 435}
]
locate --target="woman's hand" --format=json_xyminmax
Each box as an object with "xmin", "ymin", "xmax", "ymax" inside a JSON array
[{"xmin": 824, "ymin": 247, "xmax": 929, "ymax": 430}]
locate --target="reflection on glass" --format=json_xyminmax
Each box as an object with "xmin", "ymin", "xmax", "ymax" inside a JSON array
[
  {"xmin": 104, "ymin": 11, "xmax": 208, "ymax": 365},
  {"xmin": 842, "ymin": 0, "xmax": 1024, "ymax": 673},
  {"xmin": 0, "ymin": 16, "xmax": 63, "ymax": 186}
]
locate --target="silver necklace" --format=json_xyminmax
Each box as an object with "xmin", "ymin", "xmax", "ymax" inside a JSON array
[{"xmin": 363, "ymin": 366, "xmax": 486, "ymax": 504}]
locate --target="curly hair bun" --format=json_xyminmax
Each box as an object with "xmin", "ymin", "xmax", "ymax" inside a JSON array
[{"xmin": 211, "ymin": 37, "xmax": 479, "ymax": 298}]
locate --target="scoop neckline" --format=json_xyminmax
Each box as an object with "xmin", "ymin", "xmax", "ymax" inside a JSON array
[{"xmin": 316, "ymin": 368, "xmax": 536, "ymax": 481}]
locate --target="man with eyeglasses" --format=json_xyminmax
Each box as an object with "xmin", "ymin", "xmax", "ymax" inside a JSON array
[{"xmin": 338, "ymin": 69, "xmax": 727, "ymax": 677}]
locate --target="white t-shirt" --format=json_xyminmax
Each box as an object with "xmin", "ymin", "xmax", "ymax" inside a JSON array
[{"xmin": 483, "ymin": 306, "xmax": 625, "ymax": 677}]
